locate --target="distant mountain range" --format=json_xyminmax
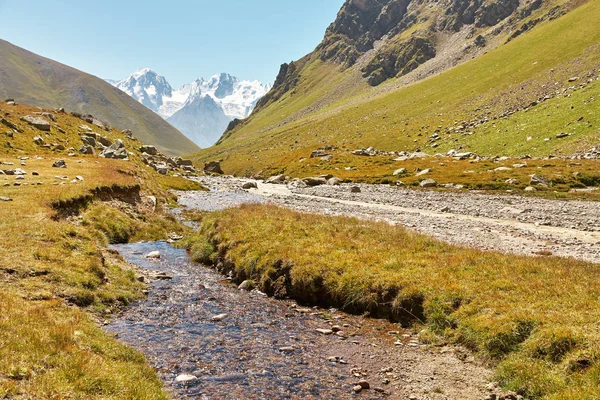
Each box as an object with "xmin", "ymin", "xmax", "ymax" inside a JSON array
[
  {"xmin": 110, "ymin": 69, "xmax": 271, "ymax": 148},
  {"xmin": 0, "ymin": 39, "xmax": 198, "ymax": 155}
]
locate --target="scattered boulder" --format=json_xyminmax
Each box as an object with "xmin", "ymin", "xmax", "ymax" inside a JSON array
[
  {"xmin": 140, "ymin": 145, "xmax": 158, "ymax": 155},
  {"xmin": 204, "ymin": 161, "xmax": 224, "ymax": 175},
  {"xmin": 494, "ymin": 167, "xmax": 512, "ymax": 172},
  {"xmin": 265, "ymin": 174, "xmax": 286, "ymax": 184},
  {"xmin": 33, "ymin": 136, "xmax": 45, "ymax": 145},
  {"xmin": 524, "ymin": 186, "xmax": 536, "ymax": 192},
  {"xmin": 20, "ymin": 115, "xmax": 51, "ymax": 131},
  {"xmin": 420, "ymin": 179, "xmax": 437, "ymax": 188},
  {"xmin": 393, "ymin": 168, "xmax": 407, "ymax": 176},
  {"xmin": 505, "ymin": 178, "xmax": 520, "ymax": 185},
  {"xmin": 278, "ymin": 346, "xmax": 295, "ymax": 353},
  {"xmin": 242, "ymin": 181, "xmax": 258, "ymax": 190},
  {"xmin": 81, "ymin": 136, "xmax": 96, "ymax": 147},
  {"xmin": 328, "ymin": 177, "xmax": 343, "ymax": 186},
  {"xmin": 452, "ymin": 152, "xmax": 473, "ymax": 160},
  {"xmin": 530, "ymin": 174, "xmax": 549, "ymax": 186},
  {"xmin": 1, "ymin": 118, "xmax": 21, "ymax": 133},
  {"xmin": 350, "ymin": 186, "xmax": 361, "ymax": 193},
  {"xmin": 352, "ymin": 147, "xmax": 376, "ymax": 156},
  {"xmin": 416, "ymin": 168, "xmax": 432, "ymax": 177},
  {"xmin": 0, "ymin": 197, "xmax": 13, "ymax": 202},
  {"xmin": 238, "ymin": 280, "xmax": 254, "ymax": 291},
  {"xmin": 97, "ymin": 136, "xmax": 113, "ymax": 147},
  {"xmin": 310, "ymin": 150, "xmax": 329, "ymax": 158},
  {"xmin": 52, "ymin": 160, "xmax": 67, "ymax": 168},
  {"xmin": 302, "ymin": 177, "xmax": 327, "ymax": 186},
  {"xmin": 100, "ymin": 140, "xmax": 128, "ymax": 160},
  {"xmin": 79, "ymin": 145, "xmax": 95, "ymax": 155},
  {"xmin": 176, "ymin": 159, "xmax": 193, "ymax": 167}
]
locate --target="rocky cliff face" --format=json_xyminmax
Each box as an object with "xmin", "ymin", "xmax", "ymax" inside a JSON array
[{"xmin": 261, "ymin": 0, "xmax": 562, "ymax": 97}]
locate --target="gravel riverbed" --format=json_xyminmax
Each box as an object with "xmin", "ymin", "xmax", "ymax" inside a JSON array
[{"xmin": 179, "ymin": 176, "xmax": 600, "ymax": 264}]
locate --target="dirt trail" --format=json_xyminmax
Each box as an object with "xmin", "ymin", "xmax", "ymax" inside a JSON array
[{"xmin": 180, "ymin": 177, "xmax": 600, "ymax": 264}]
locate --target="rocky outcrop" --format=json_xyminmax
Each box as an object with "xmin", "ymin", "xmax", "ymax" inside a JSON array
[
  {"xmin": 362, "ymin": 35, "xmax": 436, "ymax": 86},
  {"xmin": 313, "ymin": 0, "xmax": 564, "ymax": 86}
]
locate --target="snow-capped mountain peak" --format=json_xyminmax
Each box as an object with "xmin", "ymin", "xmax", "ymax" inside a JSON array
[
  {"xmin": 115, "ymin": 68, "xmax": 174, "ymax": 113},
  {"xmin": 110, "ymin": 69, "xmax": 271, "ymax": 148}
]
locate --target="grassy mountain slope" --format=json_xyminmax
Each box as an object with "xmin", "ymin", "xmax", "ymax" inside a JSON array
[
  {"xmin": 0, "ymin": 101, "xmax": 204, "ymax": 398},
  {"xmin": 0, "ymin": 39, "xmax": 199, "ymax": 156},
  {"xmin": 192, "ymin": 0, "xmax": 599, "ymax": 176}
]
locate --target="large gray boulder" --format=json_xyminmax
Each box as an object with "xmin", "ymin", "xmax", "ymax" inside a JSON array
[
  {"xmin": 420, "ymin": 179, "xmax": 437, "ymax": 188},
  {"xmin": 79, "ymin": 145, "xmax": 95, "ymax": 155},
  {"xmin": 81, "ymin": 136, "xmax": 96, "ymax": 147},
  {"xmin": 302, "ymin": 177, "xmax": 327, "ymax": 187},
  {"xmin": 204, "ymin": 161, "xmax": 224, "ymax": 175},
  {"xmin": 20, "ymin": 115, "xmax": 51, "ymax": 131},
  {"xmin": 140, "ymin": 145, "xmax": 158, "ymax": 155}
]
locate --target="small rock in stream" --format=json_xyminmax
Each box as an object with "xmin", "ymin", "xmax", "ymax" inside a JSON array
[
  {"xmin": 210, "ymin": 313, "xmax": 229, "ymax": 322},
  {"xmin": 145, "ymin": 251, "xmax": 161, "ymax": 259},
  {"xmin": 316, "ymin": 328, "xmax": 334, "ymax": 335},
  {"xmin": 356, "ymin": 380, "xmax": 370, "ymax": 389},
  {"xmin": 279, "ymin": 346, "xmax": 296, "ymax": 353},
  {"xmin": 175, "ymin": 374, "xmax": 197, "ymax": 383}
]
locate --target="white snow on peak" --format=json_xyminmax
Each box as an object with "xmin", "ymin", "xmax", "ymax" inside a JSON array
[{"xmin": 109, "ymin": 69, "xmax": 271, "ymax": 147}]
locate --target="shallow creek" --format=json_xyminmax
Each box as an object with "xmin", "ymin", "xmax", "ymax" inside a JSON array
[
  {"xmin": 107, "ymin": 241, "xmax": 403, "ymax": 399},
  {"xmin": 105, "ymin": 186, "xmax": 494, "ymax": 399}
]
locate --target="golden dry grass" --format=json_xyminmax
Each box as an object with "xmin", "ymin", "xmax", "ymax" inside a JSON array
[{"xmin": 0, "ymin": 102, "xmax": 205, "ymax": 398}]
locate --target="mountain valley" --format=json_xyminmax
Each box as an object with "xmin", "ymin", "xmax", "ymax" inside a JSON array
[
  {"xmin": 1, "ymin": 0, "xmax": 600, "ymax": 398},
  {"xmin": 111, "ymin": 69, "xmax": 270, "ymax": 147}
]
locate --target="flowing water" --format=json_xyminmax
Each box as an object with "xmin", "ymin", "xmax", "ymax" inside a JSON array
[{"xmin": 107, "ymin": 241, "xmax": 396, "ymax": 399}]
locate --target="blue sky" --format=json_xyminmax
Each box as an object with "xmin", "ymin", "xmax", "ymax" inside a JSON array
[{"xmin": 0, "ymin": 0, "xmax": 345, "ymax": 86}]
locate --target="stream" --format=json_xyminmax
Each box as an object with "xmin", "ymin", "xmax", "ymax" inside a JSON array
[
  {"xmin": 107, "ymin": 241, "xmax": 397, "ymax": 399},
  {"xmin": 105, "ymin": 183, "xmax": 496, "ymax": 399}
]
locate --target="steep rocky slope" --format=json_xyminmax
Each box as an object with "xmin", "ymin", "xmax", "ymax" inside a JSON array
[
  {"xmin": 194, "ymin": 0, "xmax": 598, "ymax": 177},
  {"xmin": 0, "ymin": 39, "xmax": 199, "ymax": 155}
]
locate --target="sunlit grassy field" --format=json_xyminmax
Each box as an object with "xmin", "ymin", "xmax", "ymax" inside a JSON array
[{"xmin": 183, "ymin": 204, "xmax": 600, "ymax": 399}]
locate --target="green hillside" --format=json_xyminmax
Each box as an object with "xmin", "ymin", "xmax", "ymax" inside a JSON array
[
  {"xmin": 0, "ymin": 39, "xmax": 199, "ymax": 156},
  {"xmin": 192, "ymin": 0, "xmax": 599, "ymax": 176}
]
